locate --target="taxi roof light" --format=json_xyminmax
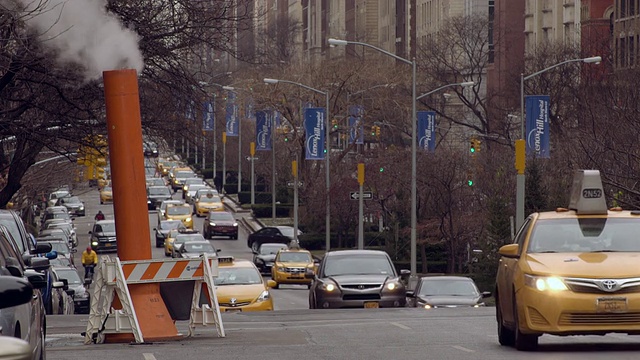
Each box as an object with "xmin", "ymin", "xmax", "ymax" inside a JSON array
[
  {"xmin": 218, "ymin": 256, "xmax": 235, "ymax": 264},
  {"xmin": 568, "ymin": 170, "xmax": 608, "ymax": 215}
]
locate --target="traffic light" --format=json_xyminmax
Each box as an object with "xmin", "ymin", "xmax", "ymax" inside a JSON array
[
  {"xmin": 469, "ymin": 138, "xmax": 481, "ymax": 154},
  {"xmin": 375, "ymin": 126, "xmax": 380, "ymax": 137},
  {"xmin": 379, "ymin": 167, "xmax": 384, "ymax": 172},
  {"xmin": 332, "ymin": 119, "xmax": 339, "ymax": 129},
  {"xmin": 467, "ymin": 171, "xmax": 474, "ymax": 186},
  {"xmin": 371, "ymin": 126, "xmax": 376, "ymax": 136}
]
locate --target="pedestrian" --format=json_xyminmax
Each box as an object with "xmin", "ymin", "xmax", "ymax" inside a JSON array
[
  {"xmin": 94, "ymin": 210, "xmax": 105, "ymax": 221},
  {"xmin": 214, "ymin": 175, "xmax": 223, "ymax": 193}
]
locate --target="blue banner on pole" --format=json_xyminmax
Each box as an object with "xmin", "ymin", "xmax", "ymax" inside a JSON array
[
  {"xmin": 203, "ymin": 101, "xmax": 214, "ymax": 131},
  {"xmin": 255, "ymin": 111, "xmax": 272, "ymax": 151},
  {"xmin": 245, "ymin": 98, "xmax": 254, "ymax": 121},
  {"xmin": 225, "ymin": 99, "xmax": 238, "ymax": 137},
  {"xmin": 417, "ymin": 111, "xmax": 436, "ymax": 152},
  {"xmin": 348, "ymin": 105, "xmax": 364, "ymax": 145},
  {"xmin": 304, "ymin": 107, "xmax": 325, "ymax": 160},
  {"xmin": 525, "ymin": 95, "xmax": 550, "ymax": 158}
]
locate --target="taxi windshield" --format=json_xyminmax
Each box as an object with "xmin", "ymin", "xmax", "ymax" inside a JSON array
[
  {"xmin": 159, "ymin": 221, "xmax": 183, "ymax": 230},
  {"xmin": 199, "ymin": 195, "xmax": 221, "ymax": 203},
  {"xmin": 418, "ymin": 279, "xmax": 479, "ymax": 296},
  {"xmin": 214, "ymin": 267, "xmax": 262, "ymax": 285},
  {"xmin": 528, "ymin": 218, "xmax": 640, "ymax": 253},
  {"xmin": 278, "ymin": 252, "xmax": 311, "ymax": 263},
  {"xmin": 167, "ymin": 206, "xmax": 190, "ymax": 215},
  {"xmin": 184, "ymin": 243, "xmax": 215, "ymax": 253}
]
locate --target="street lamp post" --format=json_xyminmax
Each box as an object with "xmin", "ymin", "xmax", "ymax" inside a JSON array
[
  {"xmin": 222, "ymin": 132, "xmax": 227, "ymax": 191},
  {"xmin": 329, "ymin": 38, "xmax": 418, "ymax": 282},
  {"xmin": 264, "ymin": 78, "xmax": 331, "ymax": 252},
  {"xmin": 516, "ymin": 56, "xmax": 601, "ymax": 229},
  {"xmin": 223, "ymin": 86, "xmax": 249, "ymax": 195}
]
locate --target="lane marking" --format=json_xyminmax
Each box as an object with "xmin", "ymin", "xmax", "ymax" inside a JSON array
[
  {"xmin": 391, "ymin": 322, "xmax": 411, "ymax": 330},
  {"xmin": 143, "ymin": 353, "xmax": 157, "ymax": 360},
  {"xmin": 451, "ymin": 345, "xmax": 475, "ymax": 353}
]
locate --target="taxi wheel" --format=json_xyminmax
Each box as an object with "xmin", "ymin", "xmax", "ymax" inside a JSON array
[
  {"xmin": 496, "ymin": 291, "xmax": 514, "ymax": 346},
  {"xmin": 513, "ymin": 297, "xmax": 539, "ymax": 351}
]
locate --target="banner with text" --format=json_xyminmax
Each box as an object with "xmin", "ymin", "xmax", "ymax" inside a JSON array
[
  {"xmin": 304, "ymin": 107, "xmax": 326, "ymax": 160},
  {"xmin": 525, "ymin": 95, "xmax": 550, "ymax": 158},
  {"xmin": 417, "ymin": 111, "xmax": 436, "ymax": 152},
  {"xmin": 225, "ymin": 91, "xmax": 238, "ymax": 136},
  {"xmin": 203, "ymin": 101, "xmax": 214, "ymax": 131},
  {"xmin": 348, "ymin": 105, "xmax": 364, "ymax": 145},
  {"xmin": 255, "ymin": 111, "xmax": 272, "ymax": 151}
]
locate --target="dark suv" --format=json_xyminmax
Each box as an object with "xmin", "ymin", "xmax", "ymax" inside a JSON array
[
  {"xmin": 308, "ymin": 250, "xmax": 409, "ymax": 309},
  {"xmin": 89, "ymin": 220, "xmax": 117, "ymax": 253}
]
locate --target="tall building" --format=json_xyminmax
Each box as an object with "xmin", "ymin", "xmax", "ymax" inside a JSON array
[
  {"xmin": 523, "ymin": 0, "xmax": 581, "ymax": 51},
  {"xmin": 612, "ymin": 0, "xmax": 636, "ymax": 70}
]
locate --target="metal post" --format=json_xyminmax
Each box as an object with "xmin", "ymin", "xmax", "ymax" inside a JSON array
[
  {"xmin": 410, "ymin": 59, "xmax": 417, "ymax": 282},
  {"xmin": 293, "ymin": 156, "xmax": 299, "ymax": 242},
  {"xmin": 358, "ymin": 181, "xmax": 364, "ymax": 250},
  {"xmin": 222, "ymin": 132, "xmax": 226, "ymax": 190},
  {"xmin": 272, "ymin": 112, "xmax": 276, "ymax": 221},
  {"xmin": 325, "ymin": 93, "xmax": 331, "ymax": 252},
  {"xmin": 187, "ymin": 138, "xmax": 190, "ymax": 160},
  {"xmin": 195, "ymin": 138, "xmax": 198, "ymax": 165},
  {"xmin": 181, "ymin": 137, "xmax": 184, "ymax": 154},
  {"xmin": 213, "ymin": 95, "xmax": 217, "ymax": 178},
  {"xmin": 202, "ymin": 136, "xmax": 206, "ymax": 171},
  {"xmin": 517, "ymin": 73, "xmax": 525, "ymax": 230},
  {"xmin": 237, "ymin": 104, "xmax": 242, "ymax": 194},
  {"xmin": 250, "ymin": 142, "xmax": 255, "ymax": 205}
]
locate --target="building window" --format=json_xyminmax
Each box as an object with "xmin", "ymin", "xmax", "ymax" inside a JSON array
[
  {"xmin": 488, "ymin": 0, "xmax": 494, "ymax": 63},
  {"xmin": 621, "ymin": 36, "xmax": 628, "ymax": 68},
  {"xmin": 621, "ymin": 0, "xmax": 627, "ymax": 18},
  {"xmin": 631, "ymin": 0, "xmax": 636, "ymax": 16},
  {"xmin": 630, "ymin": 36, "xmax": 636, "ymax": 67}
]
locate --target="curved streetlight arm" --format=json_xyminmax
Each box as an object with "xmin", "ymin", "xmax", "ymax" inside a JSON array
[
  {"xmin": 348, "ymin": 84, "xmax": 394, "ymax": 102},
  {"xmin": 328, "ymin": 38, "xmax": 412, "ymax": 66},
  {"xmin": 523, "ymin": 56, "xmax": 601, "ymax": 81},
  {"xmin": 416, "ymin": 81, "xmax": 474, "ymax": 101},
  {"xmin": 264, "ymin": 78, "xmax": 326, "ymax": 96}
]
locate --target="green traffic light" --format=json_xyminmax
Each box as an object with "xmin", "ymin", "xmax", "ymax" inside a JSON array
[
  {"xmin": 468, "ymin": 179, "xmax": 474, "ymax": 186},
  {"xmin": 324, "ymin": 149, "xmax": 327, "ymax": 153},
  {"xmin": 379, "ymin": 167, "xmax": 384, "ymax": 172},
  {"xmin": 470, "ymin": 147, "xmax": 476, "ymax": 153}
]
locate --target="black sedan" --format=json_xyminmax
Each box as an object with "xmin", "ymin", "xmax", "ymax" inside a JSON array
[
  {"xmin": 252, "ymin": 243, "xmax": 288, "ymax": 274},
  {"xmin": 247, "ymin": 226, "xmax": 301, "ymax": 252},
  {"xmin": 154, "ymin": 220, "xmax": 185, "ymax": 248},
  {"xmin": 55, "ymin": 196, "xmax": 85, "ymax": 217},
  {"xmin": 406, "ymin": 276, "xmax": 491, "ymax": 309},
  {"xmin": 147, "ymin": 185, "xmax": 173, "ymax": 210}
]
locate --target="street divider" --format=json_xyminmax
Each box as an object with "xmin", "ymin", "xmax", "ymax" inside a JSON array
[{"xmin": 84, "ymin": 254, "xmax": 225, "ymax": 344}]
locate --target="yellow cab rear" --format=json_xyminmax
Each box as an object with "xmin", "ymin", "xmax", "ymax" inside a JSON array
[
  {"xmin": 495, "ymin": 170, "xmax": 640, "ymax": 351},
  {"xmin": 215, "ymin": 256, "xmax": 276, "ymax": 312},
  {"xmin": 271, "ymin": 245, "xmax": 316, "ymax": 289}
]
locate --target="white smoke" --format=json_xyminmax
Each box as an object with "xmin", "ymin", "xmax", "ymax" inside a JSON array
[{"xmin": 13, "ymin": 0, "xmax": 144, "ymax": 79}]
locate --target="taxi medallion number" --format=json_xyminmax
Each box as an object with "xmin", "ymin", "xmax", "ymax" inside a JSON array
[
  {"xmin": 364, "ymin": 302, "xmax": 379, "ymax": 309},
  {"xmin": 596, "ymin": 297, "xmax": 627, "ymax": 313}
]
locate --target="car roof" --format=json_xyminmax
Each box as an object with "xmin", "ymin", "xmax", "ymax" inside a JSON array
[
  {"xmin": 419, "ymin": 276, "xmax": 474, "ymax": 282},
  {"xmin": 277, "ymin": 248, "xmax": 311, "ymax": 254},
  {"xmin": 325, "ymin": 249, "xmax": 389, "ymax": 257}
]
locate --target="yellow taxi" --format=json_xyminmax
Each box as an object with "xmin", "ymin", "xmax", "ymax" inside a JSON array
[
  {"xmin": 157, "ymin": 159, "xmax": 178, "ymax": 177},
  {"xmin": 164, "ymin": 203, "xmax": 193, "ymax": 229},
  {"xmin": 495, "ymin": 170, "xmax": 640, "ymax": 351},
  {"xmin": 99, "ymin": 186, "xmax": 113, "ymax": 204},
  {"xmin": 194, "ymin": 193, "xmax": 224, "ymax": 217},
  {"xmin": 271, "ymin": 247, "xmax": 315, "ymax": 289},
  {"xmin": 215, "ymin": 256, "xmax": 276, "ymax": 312},
  {"xmin": 163, "ymin": 228, "xmax": 181, "ymax": 256}
]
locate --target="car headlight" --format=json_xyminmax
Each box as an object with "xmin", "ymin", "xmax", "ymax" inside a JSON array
[
  {"xmin": 257, "ymin": 290, "xmax": 270, "ymax": 302},
  {"xmin": 233, "ymin": 223, "xmax": 238, "ymax": 227},
  {"xmin": 185, "ymin": 217, "xmax": 192, "ymax": 222},
  {"xmin": 322, "ymin": 283, "xmax": 336, "ymax": 292},
  {"xmin": 210, "ymin": 222, "xmax": 216, "ymax": 226},
  {"xmin": 386, "ymin": 282, "xmax": 398, "ymax": 291},
  {"xmin": 277, "ymin": 267, "xmax": 285, "ymax": 272},
  {"xmin": 91, "ymin": 241, "xmax": 98, "ymax": 246},
  {"xmin": 79, "ymin": 206, "xmax": 84, "ymax": 210},
  {"xmin": 75, "ymin": 291, "xmax": 89, "ymax": 299},
  {"xmin": 424, "ymin": 304, "xmax": 432, "ymax": 309},
  {"xmin": 183, "ymin": 186, "xmax": 188, "ymax": 191},
  {"xmin": 524, "ymin": 274, "xmax": 568, "ymax": 291},
  {"xmin": 474, "ymin": 303, "xmax": 485, "ymax": 308}
]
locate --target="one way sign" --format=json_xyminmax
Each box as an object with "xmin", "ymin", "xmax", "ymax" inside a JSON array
[{"xmin": 350, "ymin": 191, "xmax": 373, "ymax": 200}]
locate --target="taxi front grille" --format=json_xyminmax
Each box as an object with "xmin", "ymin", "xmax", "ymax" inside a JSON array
[
  {"xmin": 285, "ymin": 267, "xmax": 306, "ymax": 274},
  {"xmin": 559, "ymin": 312, "xmax": 640, "ymax": 325},
  {"xmin": 567, "ymin": 284, "xmax": 640, "ymax": 294},
  {"xmin": 219, "ymin": 301, "xmax": 252, "ymax": 307}
]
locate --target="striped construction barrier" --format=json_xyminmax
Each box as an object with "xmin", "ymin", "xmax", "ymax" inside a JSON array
[{"xmin": 111, "ymin": 259, "xmax": 216, "ymax": 284}]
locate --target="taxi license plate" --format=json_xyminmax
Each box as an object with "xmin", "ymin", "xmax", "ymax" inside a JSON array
[
  {"xmin": 596, "ymin": 297, "xmax": 627, "ymax": 313},
  {"xmin": 225, "ymin": 309, "xmax": 241, "ymax": 313},
  {"xmin": 364, "ymin": 302, "xmax": 379, "ymax": 309}
]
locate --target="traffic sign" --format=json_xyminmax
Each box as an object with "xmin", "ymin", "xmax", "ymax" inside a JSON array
[
  {"xmin": 287, "ymin": 181, "xmax": 304, "ymax": 187},
  {"xmin": 350, "ymin": 191, "xmax": 373, "ymax": 200},
  {"xmin": 245, "ymin": 156, "xmax": 259, "ymax": 161}
]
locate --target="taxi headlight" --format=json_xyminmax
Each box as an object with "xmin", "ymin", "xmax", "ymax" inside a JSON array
[
  {"xmin": 257, "ymin": 290, "xmax": 270, "ymax": 302},
  {"xmin": 185, "ymin": 217, "xmax": 192, "ymax": 223},
  {"xmin": 277, "ymin": 267, "xmax": 285, "ymax": 272},
  {"xmin": 524, "ymin": 274, "xmax": 568, "ymax": 292},
  {"xmin": 79, "ymin": 205, "xmax": 85, "ymax": 210}
]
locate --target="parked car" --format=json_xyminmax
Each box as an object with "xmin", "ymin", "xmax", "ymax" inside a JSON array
[
  {"xmin": 39, "ymin": 239, "xmax": 76, "ymax": 267},
  {"xmin": 308, "ymin": 250, "xmax": 409, "ymax": 309},
  {"xmin": 0, "ymin": 210, "xmax": 46, "ymax": 265},
  {"xmin": 43, "ymin": 221, "xmax": 78, "ymax": 248},
  {"xmin": 39, "ymin": 228, "xmax": 74, "ymax": 248},
  {"xmin": 55, "ymin": 195, "xmax": 85, "ymax": 217},
  {"xmin": 51, "ymin": 266, "xmax": 90, "ymax": 314},
  {"xmin": 47, "ymin": 189, "xmax": 70, "ymax": 207},
  {"xmin": 40, "ymin": 206, "xmax": 72, "ymax": 224},
  {"xmin": 0, "ymin": 276, "xmax": 39, "ymax": 359},
  {"xmin": 203, "ymin": 211, "xmax": 238, "ymax": 239},
  {"xmin": 0, "ymin": 226, "xmax": 48, "ymax": 360},
  {"xmin": 247, "ymin": 226, "xmax": 302, "ymax": 253},
  {"xmin": 406, "ymin": 276, "xmax": 491, "ymax": 309},
  {"xmin": 89, "ymin": 220, "xmax": 117, "ymax": 253},
  {"xmin": 46, "ymin": 268, "xmax": 76, "ymax": 315}
]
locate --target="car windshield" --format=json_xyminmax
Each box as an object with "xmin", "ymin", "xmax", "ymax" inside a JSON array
[
  {"xmin": 48, "ymin": 242, "xmax": 69, "ymax": 254},
  {"xmin": 95, "ymin": 222, "xmax": 116, "ymax": 233},
  {"xmin": 214, "ymin": 267, "xmax": 263, "ymax": 285},
  {"xmin": 49, "ymin": 257, "xmax": 71, "ymax": 267},
  {"xmin": 527, "ymin": 218, "xmax": 640, "ymax": 253},
  {"xmin": 183, "ymin": 243, "xmax": 216, "ymax": 253},
  {"xmin": 323, "ymin": 255, "xmax": 395, "ymax": 276},
  {"xmin": 199, "ymin": 195, "xmax": 221, "ymax": 203},
  {"xmin": 278, "ymin": 252, "xmax": 312, "ymax": 263},
  {"xmin": 175, "ymin": 172, "xmax": 195, "ymax": 179},
  {"xmin": 167, "ymin": 206, "xmax": 190, "ymax": 215},
  {"xmin": 418, "ymin": 279, "xmax": 479, "ymax": 296},
  {"xmin": 56, "ymin": 268, "xmax": 82, "ymax": 285},
  {"xmin": 188, "ymin": 185, "xmax": 207, "ymax": 193},
  {"xmin": 149, "ymin": 187, "xmax": 171, "ymax": 196},
  {"xmin": 185, "ymin": 179, "xmax": 203, "ymax": 185},
  {"xmin": 260, "ymin": 244, "xmax": 287, "ymax": 255},
  {"xmin": 278, "ymin": 227, "xmax": 295, "ymax": 238},
  {"xmin": 160, "ymin": 221, "xmax": 183, "ymax": 230},
  {"xmin": 0, "ymin": 217, "xmax": 24, "ymax": 253},
  {"xmin": 175, "ymin": 234, "xmax": 203, "ymax": 244},
  {"xmin": 209, "ymin": 213, "xmax": 234, "ymax": 221},
  {"xmin": 63, "ymin": 196, "xmax": 81, "ymax": 204}
]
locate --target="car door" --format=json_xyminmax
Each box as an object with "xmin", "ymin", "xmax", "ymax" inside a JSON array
[{"xmin": 497, "ymin": 216, "xmax": 533, "ymax": 326}]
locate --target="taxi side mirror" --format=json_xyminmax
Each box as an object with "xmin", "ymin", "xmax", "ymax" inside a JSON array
[
  {"xmin": 304, "ymin": 269, "xmax": 315, "ymax": 279},
  {"xmin": 498, "ymin": 244, "xmax": 520, "ymax": 258},
  {"xmin": 267, "ymin": 280, "xmax": 277, "ymax": 288}
]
